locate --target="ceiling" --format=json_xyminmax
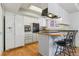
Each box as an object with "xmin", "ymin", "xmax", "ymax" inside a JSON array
[
  {"xmin": 2, "ymin": 3, "xmax": 48, "ymax": 17},
  {"xmin": 58, "ymin": 3, "xmax": 79, "ymax": 13},
  {"xmin": 2, "ymin": 3, "xmax": 79, "ymax": 17}
]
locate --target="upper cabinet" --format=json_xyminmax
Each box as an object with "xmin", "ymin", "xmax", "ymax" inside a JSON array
[
  {"xmin": 38, "ymin": 17, "xmax": 47, "ymax": 27},
  {"xmin": 24, "ymin": 16, "xmax": 38, "ymax": 25}
]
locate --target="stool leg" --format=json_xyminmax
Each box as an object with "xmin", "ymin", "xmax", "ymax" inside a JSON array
[
  {"xmin": 54, "ymin": 45, "xmax": 59, "ymax": 56},
  {"xmin": 63, "ymin": 47, "xmax": 65, "ymax": 56},
  {"xmin": 59, "ymin": 46, "xmax": 62, "ymax": 55}
]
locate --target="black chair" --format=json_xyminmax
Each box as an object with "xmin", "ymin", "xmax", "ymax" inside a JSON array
[
  {"xmin": 54, "ymin": 30, "xmax": 78, "ymax": 56},
  {"xmin": 68, "ymin": 30, "xmax": 78, "ymax": 54}
]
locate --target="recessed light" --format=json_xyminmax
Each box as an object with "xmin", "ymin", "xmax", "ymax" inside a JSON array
[{"xmin": 29, "ymin": 5, "xmax": 42, "ymax": 13}]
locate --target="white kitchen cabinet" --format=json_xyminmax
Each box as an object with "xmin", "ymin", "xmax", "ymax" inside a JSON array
[
  {"xmin": 5, "ymin": 12, "xmax": 25, "ymax": 50},
  {"xmin": 5, "ymin": 12, "xmax": 15, "ymax": 50},
  {"xmin": 38, "ymin": 17, "xmax": 47, "ymax": 27},
  {"xmin": 27, "ymin": 33, "xmax": 33, "ymax": 43},
  {"xmin": 15, "ymin": 15, "xmax": 24, "ymax": 47},
  {"xmin": 24, "ymin": 32, "xmax": 33, "ymax": 44},
  {"xmin": 24, "ymin": 16, "xmax": 39, "ymax": 25},
  {"xmin": 24, "ymin": 32, "xmax": 38, "ymax": 44},
  {"xmin": 32, "ymin": 33, "xmax": 37, "ymax": 42}
]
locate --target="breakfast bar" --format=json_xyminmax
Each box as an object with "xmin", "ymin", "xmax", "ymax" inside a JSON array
[
  {"xmin": 38, "ymin": 30, "xmax": 78, "ymax": 56},
  {"xmin": 38, "ymin": 31, "xmax": 64, "ymax": 56}
]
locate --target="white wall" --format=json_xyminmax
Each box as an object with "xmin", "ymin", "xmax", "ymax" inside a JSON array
[
  {"xmin": 70, "ymin": 12, "xmax": 79, "ymax": 30},
  {"xmin": 70, "ymin": 12, "xmax": 79, "ymax": 47},
  {"xmin": 0, "ymin": 4, "xmax": 3, "ymax": 54},
  {"xmin": 48, "ymin": 3, "xmax": 70, "ymax": 25}
]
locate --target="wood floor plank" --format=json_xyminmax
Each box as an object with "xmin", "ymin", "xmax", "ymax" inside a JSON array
[
  {"xmin": 2, "ymin": 42, "xmax": 40, "ymax": 56},
  {"xmin": 2, "ymin": 42, "xmax": 79, "ymax": 56}
]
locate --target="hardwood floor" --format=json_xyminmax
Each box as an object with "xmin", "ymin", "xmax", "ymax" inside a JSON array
[
  {"xmin": 2, "ymin": 42, "xmax": 79, "ymax": 56},
  {"xmin": 2, "ymin": 42, "xmax": 41, "ymax": 56}
]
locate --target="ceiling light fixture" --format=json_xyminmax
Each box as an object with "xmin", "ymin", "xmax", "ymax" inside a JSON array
[
  {"xmin": 47, "ymin": 13, "xmax": 53, "ymax": 18},
  {"xmin": 29, "ymin": 5, "xmax": 42, "ymax": 13}
]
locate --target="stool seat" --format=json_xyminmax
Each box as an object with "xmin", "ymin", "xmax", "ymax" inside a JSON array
[{"xmin": 55, "ymin": 40, "xmax": 66, "ymax": 46}]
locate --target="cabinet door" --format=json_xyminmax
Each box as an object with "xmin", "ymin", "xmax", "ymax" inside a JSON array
[
  {"xmin": 24, "ymin": 32, "xmax": 33, "ymax": 44},
  {"xmin": 15, "ymin": 15, "xmax": 24, "ymax": 47},
  {"xmin": 5, "ymin": 12, "xmax": 15, "ymax": 50},
  {"xmin": 33, "ymin": 33, "xmax": 37, "ymax": 42},
  {"xmin": 38, "ymin": 18, "xmax": 46, "ymax": 27}
]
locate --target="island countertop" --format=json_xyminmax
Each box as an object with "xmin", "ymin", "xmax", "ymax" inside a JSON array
[
  {"xmin": 38, "ymin": 32, "xmax": 63, "ymax": 36},
  {"xmin": 37, "ymin": 29, "xmax": 77, "ymax": 36},
  {"xmin": 37, "ymin": 30, "xmax": 65, "ymax": 36}
]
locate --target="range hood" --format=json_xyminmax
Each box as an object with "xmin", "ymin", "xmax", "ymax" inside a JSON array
[{"xmin": 41, "ymin": 8, "xmax": 59, "ymax": 19}]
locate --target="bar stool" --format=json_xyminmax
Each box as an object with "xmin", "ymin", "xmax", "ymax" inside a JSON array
[
  {"xmin": 54, "ymin": 30, "xmax": 78, "ymax": 56},
  {"xmin": 68, "ymin": 30, "xmax": 78, "ymax": 54}
]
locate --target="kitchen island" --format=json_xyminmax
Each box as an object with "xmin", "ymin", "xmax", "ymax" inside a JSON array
[
  {"xmin": 38, "ymin": 30, "xmax": 78, "ymax": 56},
  {"xmin": 38, "ymin": 31, "xmax": 64, "ymax": 56}
]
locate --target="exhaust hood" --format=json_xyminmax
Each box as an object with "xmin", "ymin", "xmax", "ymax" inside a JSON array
[{"xmin": 41, "ymin": 8, "xmax": 59, "ymax": 19}]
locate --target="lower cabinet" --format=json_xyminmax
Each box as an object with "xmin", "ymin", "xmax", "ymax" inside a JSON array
[
  {"xmin": 24, "ymin": 32, "xmax": 32, "ymax": 44},
  {"xmin": 24, "ymin": 33, "xmax": 38, "ymax": 44},
  {"xmin": 32, "ymin": 33, "xmax": 37, "ymax": 42}
]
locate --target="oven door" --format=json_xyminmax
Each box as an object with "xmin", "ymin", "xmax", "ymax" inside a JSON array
[{"xmin": 33, "ymin": 23, "xmax": 39, "ymax": 33}]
